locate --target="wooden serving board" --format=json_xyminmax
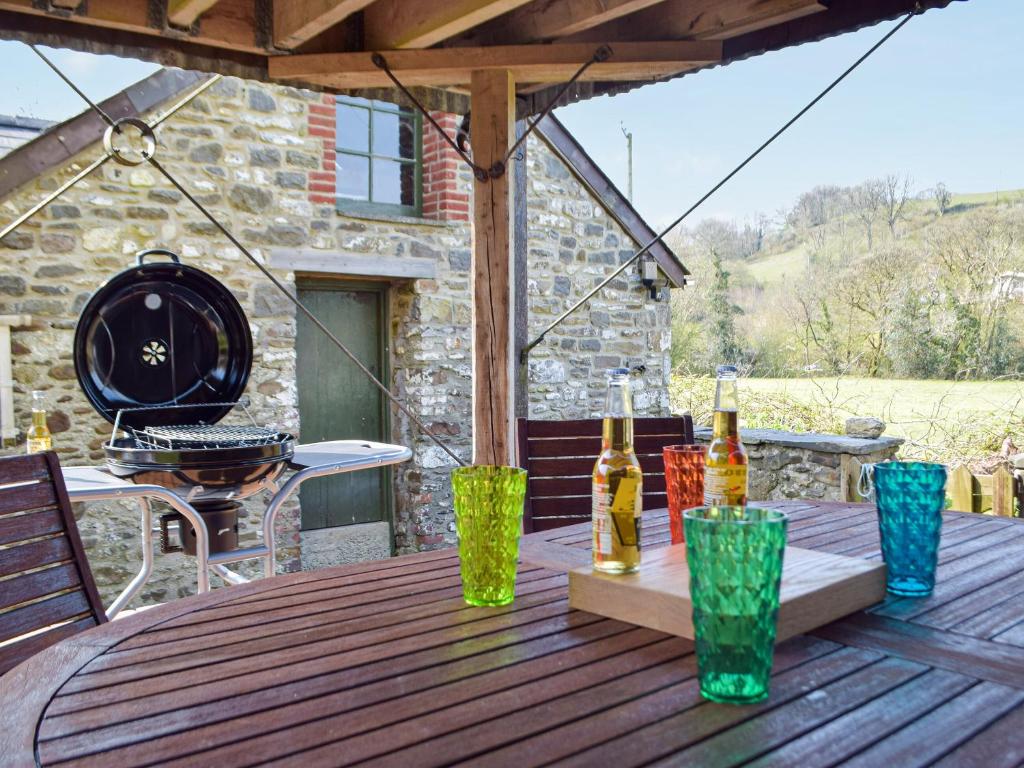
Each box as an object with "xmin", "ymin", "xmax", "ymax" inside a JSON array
[{"xmin": 524, "ymin": 541, "xmax": 886, "ymax": 643}]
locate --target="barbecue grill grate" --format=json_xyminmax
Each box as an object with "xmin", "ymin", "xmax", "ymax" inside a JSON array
[{"xmin": 130, "ymin": 424, "xmax": 283, "ymax": 450}]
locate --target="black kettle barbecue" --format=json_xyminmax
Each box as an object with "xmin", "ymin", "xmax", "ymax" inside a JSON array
[{"xmin": 73, "ymin": 249, "xmax": 295, "ymax": 553}]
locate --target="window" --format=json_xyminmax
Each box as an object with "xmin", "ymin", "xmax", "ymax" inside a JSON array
[{"xmin": 335, "ymin": 96, "xmax": 421, "ymax": 217}]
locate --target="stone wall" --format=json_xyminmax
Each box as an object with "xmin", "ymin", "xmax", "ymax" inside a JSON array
[
  {"xmin": 693, "ymin": 427, "xmax": 903, "ymax": 501},
  {"xmin": 0, "ymin": 72, "xmax": 678, "ymax": 605},
  {"xmin": 387, "ymin": 133, "xmax": 673, "ymax": 552},
  {"xmin": 524, "ymin": 141, "xmax": 673, "ymax": 419}
]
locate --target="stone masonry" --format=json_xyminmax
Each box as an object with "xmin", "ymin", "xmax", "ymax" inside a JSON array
[
  {"xmin": 693, "ymin": 427, "xmax": 903, "ymax": 501},
  {"xmin": 0, "ymin": 72, "xmax": 677, "ymax": 607}
]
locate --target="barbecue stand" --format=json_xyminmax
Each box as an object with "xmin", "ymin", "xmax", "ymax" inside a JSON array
[{"xmin": 63, "ymin": 439, "xmax": 411, "ymax": 619}]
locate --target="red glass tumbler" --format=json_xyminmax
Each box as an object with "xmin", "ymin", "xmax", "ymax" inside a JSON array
[{"xmin": 663, "ymin": 444, "xmax": 706, "ymax": 545}]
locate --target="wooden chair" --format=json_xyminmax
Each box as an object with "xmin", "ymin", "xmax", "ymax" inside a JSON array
[
  {"xmin": 0, "ymin": 452, "xmax": 106, "ymax": 676},
  {"xmin": 516, "ymin": 415, "xmax": 695, "ymax": 533}
]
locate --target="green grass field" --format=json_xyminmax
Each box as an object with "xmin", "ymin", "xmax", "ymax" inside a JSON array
[{"xmin": 672, "ymin": 376, "xmax": 1024, "ymax": 464}]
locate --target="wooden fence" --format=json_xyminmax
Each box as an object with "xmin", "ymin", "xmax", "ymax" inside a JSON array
[
  {"xmin": 844, "ymin": 459, "xmax": 1021, "ymax": 518},
  {"xmin": 947, "ymin": 465, "xmax": 1020, "ymax": 517}
]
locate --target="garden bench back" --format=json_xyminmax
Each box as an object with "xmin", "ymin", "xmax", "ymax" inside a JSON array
[
  {"xmin": 516, "ymin": 415, "xmax": 695, "ymax": 532},
  {"xmin": 0, "ymin": 452, "xmax": 106, "ymax": 676}
]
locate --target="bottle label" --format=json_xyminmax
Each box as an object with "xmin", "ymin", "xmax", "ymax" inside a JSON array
[
  {"xmin": 26, "ymin": 438, "xmax": 51, "ymax": 454},
  {"xmin": 703, "ymin": 465, "xmax": 748, "ymax": 505},
  {"xmin": 593, "ymin": 477, "xmax": 642, "ymax": 555}
]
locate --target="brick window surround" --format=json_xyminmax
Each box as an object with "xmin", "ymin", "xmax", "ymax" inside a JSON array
[{"xmin": 307, "ymin": 95, "xmax": 468, "ymax": 222}]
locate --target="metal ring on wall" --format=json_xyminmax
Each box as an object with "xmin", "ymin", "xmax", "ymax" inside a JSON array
[{"xmin": 103, "ymin": 117, "xmax": 157, "ymax": 166}]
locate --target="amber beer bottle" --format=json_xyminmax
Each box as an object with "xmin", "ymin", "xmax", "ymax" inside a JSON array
[
  {"xmin": 704, "ymin": 365, "xmax": 748, "ymax": 506},
  {"xmin": 26, "ymin": 390, "xmax": 52, "ymax": 454},
  {"xmin": 592, "ymin": 368, "xmax": 643, "ymax": 573}
]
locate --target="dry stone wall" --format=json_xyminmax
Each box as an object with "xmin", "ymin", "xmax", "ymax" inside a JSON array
[{"xmin": 0, "ymin": 74, "xmax": 676, "ymax": 605}]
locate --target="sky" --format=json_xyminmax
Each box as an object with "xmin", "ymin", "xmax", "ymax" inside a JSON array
[{"xmin": 0, "ymin": 0, "xmax": 1020, "ymax": 229}]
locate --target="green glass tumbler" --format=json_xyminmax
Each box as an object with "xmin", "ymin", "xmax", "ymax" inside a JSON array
[
  {"xmin": 873, "ymin": 461, "xmax": 947, "ymax": 597},
  {"xmin": 451, "ymin": 465, "xmax": 527, "ymax": 607},
  {"xmin": 684, "ymin": 506, "xmax": 788, "ymax": 705}
]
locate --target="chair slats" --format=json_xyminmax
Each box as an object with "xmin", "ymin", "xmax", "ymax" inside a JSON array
[
  {"xmin": 531, "ymin": 473, "xmax": 667, "ymax": 497},
  {"xmin": 0, "ymin": 590, "xmax": 91, "ymax": 645},
  {"xmin": 0, "ymin": 453, "xmax": 51, "ymax": 484},
  {"xmin": 517, "ymin": 415, "xmax": 694, "ymax": 532},
  {"xmin": 0, "ymin": 508, "xmax": 64, "ymax": 546},
  {"xmin": 0, "ymin": 482, "xmax": 57, "ymax": 516},
  {"xmin": 0, "ymin": 617, "xmax": 97, "ymax": 676},
  {"xmin": 526, "ymin": 435, "xmax": 690, "ymax": 459},
  {"xmin": 0, "ymin": 453, "xmax": 107, "ymax": 676},
  {"xmin": 0, "ymin": 562, "xmax": 82, "ymax": 612},
  {"xmin": 0, "ymin": 536, "xmax": 73, "ymax": 579},
  {"xmin": 526, "ymin": 416, "xmax": 688, "ymax": 438}
]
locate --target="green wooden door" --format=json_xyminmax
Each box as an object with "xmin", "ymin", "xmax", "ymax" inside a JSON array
[{"xmin": 296, "ymin": 280, "xmax": 390, "ymax": 531}]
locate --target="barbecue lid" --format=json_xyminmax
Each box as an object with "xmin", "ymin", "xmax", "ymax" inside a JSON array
[{"xmin": 74, "ymin": 249, "xmax": 253, "ymax": 428}]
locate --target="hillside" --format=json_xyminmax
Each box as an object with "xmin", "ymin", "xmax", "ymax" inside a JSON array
[
  {"xmin": 745, "ymin": 187, "xmax": 1024, "ymax": 287},
  {"xmin": 670, "ymin": 179, "xmax": 1024, "ymax": 379}
]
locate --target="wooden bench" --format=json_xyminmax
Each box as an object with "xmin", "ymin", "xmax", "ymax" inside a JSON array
[
  {"xmin": 515, "ymin": 415, "xmax": 695, "ymax": 533},
  {"xmin": 0, "ymin": 452, "xmax": 106, "ymax": 676}
]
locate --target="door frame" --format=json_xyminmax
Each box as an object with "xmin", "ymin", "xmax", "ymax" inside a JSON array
[{"xmin": 295, "ymin": 275, "xmax": 394, "ymax": 546}]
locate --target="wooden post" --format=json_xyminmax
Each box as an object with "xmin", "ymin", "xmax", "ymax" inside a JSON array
[
  {"xmin": 513, "ymin": 118, "xmax": 529, "ymax": 421},
  {"xmin": 992, "ymin": 466, "xmax": 1015, "ymax": 518},
  {"xmin": 948, "ymin": 465, "xmax": 975, "ymax": 513},
  {"xmin": 470, "ymin": 69, "xmax": 516, "ymax": 466}
]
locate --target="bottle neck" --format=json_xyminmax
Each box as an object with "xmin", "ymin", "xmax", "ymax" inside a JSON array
[
  {"xmin": 603, "ymin": 378, "xmax": 634, "ymax": 450},
  {"xmin": 713, "ymin": 376, "xmax": 739, "ymax": 439},
  {"xmin": 31, "ymin": 410, "xmax": 47, "ymax": 429}
]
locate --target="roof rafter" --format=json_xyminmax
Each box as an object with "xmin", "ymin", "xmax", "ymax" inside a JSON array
[
  {"xmin": 273, "ymin": 0, "xmax": 376, "ymax": 50},
  {"xmin": 167, "ymin": 0, "xmax": 222, "ymax": 28},
  {"xmin": 569, "ymin": 0, "xmax": 827, "ymax": 42},
  {"xmin": 452, "ymin": 0, "xmax": 673, "ymax": 46},
  {"xmin": 269, "ymin": 40, "xmax": 722, "ymax": 89},
  {"xmin": 364, "ymin": 0, "xmax": 536, "ymax": 50}
]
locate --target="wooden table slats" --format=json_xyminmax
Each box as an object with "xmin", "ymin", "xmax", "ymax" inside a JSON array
[{"xmin": 1, "ymin": 501, "xmax": 1022, "ymax": 768}]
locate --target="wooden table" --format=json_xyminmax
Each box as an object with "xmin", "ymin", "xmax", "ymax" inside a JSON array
[{"xmin": 2, "ymin": 502, "xmax": 1023, "ymax": 767}]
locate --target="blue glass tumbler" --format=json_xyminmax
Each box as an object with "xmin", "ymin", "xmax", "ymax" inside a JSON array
[{"xmin": 873, "ymin": 462, "xmax": 947, "ymax": 597}]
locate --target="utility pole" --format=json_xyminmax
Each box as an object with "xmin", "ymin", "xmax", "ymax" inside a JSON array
[{"xmin": 620, "ymin": 122, "xmax": 633, "ymax": 203}]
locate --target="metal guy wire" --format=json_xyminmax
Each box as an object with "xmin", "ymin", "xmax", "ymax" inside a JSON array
[
  {"xmin": 146, "ymin": 157, "xmax": 467, "ymax": 467},
  {"xmin": 373, "ymin": 46, "xmax": 608, "ymax": 180},
  {"xmin": 521, "ymin": 10, "xmax": 919, "ymax": 361},
  {"xmin": 0, "ymin": 70, "xmax": 220, "ymax": 242},
  {"xmin": 30, "ymin": 44, "xmax": 118, "ymax": 129},
  {"xmin": 503, "ymin": 46, "xmax": 610, "ymax": 166}
]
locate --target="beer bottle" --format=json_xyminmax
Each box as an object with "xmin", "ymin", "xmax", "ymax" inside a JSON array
[
  {"xmin": 704, "ymin": 365, "xmax": 748, "ymax": 506},
  {"xmin": 26, "ymin": 390, "xmax": 53, "ymax": 454},
  {"xmin": 592, "ymin": 368, "xmax": 642, "ymax": 573}
]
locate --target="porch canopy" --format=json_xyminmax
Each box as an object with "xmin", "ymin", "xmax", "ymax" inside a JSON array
[{"xmin": 0, "ymin": 0, "xmax": 959, "ymax": 465}]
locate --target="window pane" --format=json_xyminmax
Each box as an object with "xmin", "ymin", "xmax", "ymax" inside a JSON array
[
  {"xmin": 339, "ymin": 95, "xmax": 372, "ymax": 108},
  {"xmin": 336, "ymin": 104, "xmax": 369, "ymax": 152},
  {"xmin": 336, "ymin": 154, "xmax": 370, "ymax": 200},
  {"xmin": 372, "ymin": 110, "xmax": 417, "ymax": 160},
  {"xmin": 372, "ymin": 159, "xmax": 416, "ymax": 207}
]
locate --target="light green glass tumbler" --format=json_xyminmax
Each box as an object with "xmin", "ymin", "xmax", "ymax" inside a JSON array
[
  {"xmin": 684, "ymin": 506, "xmax": 788, "ymax": 705},
  {"xmin": 451, "ymin": 465, "xmax": 527, "ymax": 606}
]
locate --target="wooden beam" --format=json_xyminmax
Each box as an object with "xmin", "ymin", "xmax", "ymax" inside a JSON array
[
  {"xmin": 274, "ymin": 0, "xmax": 376, "ymax": 50},
  {"xmin": 470, "ymin": 69, "xmax": 515, "ymax": 466},
  {"xmin": 364, "ymin": 0, "xmax": 535, "ymax": 50},
  {"xmin": 167, "ymin": 0, "xmax": 222, "ymax": 28},
  {"xmin": 269, "ymin": 40, "xmax": 721, "ymax": 88},
  {"xmin": 0, "ymin": 0, "xmax": 265, "ymax": 53},
  {"xmin": 569, "ymin": 0, "xmax": 826, "ymax": 43},
  {"xmin": 453, "ymin": 0, "xmax": 671, "ymax": 46}
]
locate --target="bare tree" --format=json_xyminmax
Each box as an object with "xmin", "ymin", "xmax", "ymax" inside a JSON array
[
  {"xmin": 849, "ymin": 180, "xmax": 884, "ymax": 250},
  {"xmin": 881, "ymin": 173, "xmax": 913, "ymax": 238},
  {"xmin": 934, "ymin": 182, "xmax": 952, "ymax": 217}
]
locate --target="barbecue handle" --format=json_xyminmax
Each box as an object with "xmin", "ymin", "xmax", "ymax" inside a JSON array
[{"xmin": 136, "ymin": 248, "xmax": 181, "ymax": 265}]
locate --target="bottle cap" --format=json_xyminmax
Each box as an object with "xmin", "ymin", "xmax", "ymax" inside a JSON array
[
  {"xmin": 716, "ymin": 364, "xmax": 738, "ymax": 377},
  {"xmin": 606, "ymin": 367, "xmax": 630, "ymax": 377}
]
